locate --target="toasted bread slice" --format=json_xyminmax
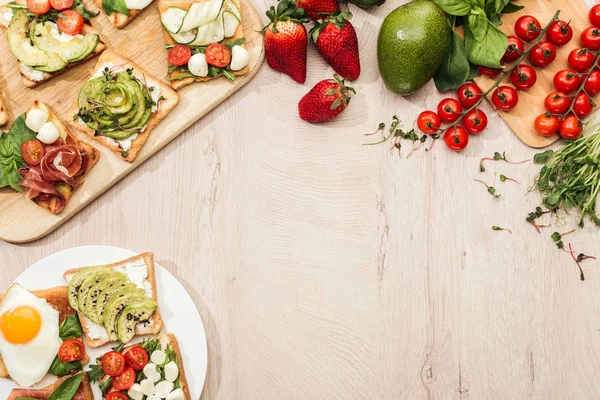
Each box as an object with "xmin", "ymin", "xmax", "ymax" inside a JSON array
[
  {"xmin": 93, "ymin": 0, "xmax": 151, "ymax": 29},
  {"xmin": 8, "ymin": 373, "xmax": 93, "ymax": 400},
  {"xmin": 0, "ymin": 91, "xmax": 7, "ymax": 126},
  {"xmin": 66, "ymin": 50, "xmax": 180, "ymax": 163},
  {"xmin": 63, "ymin": 252, "xmax": 163, "ymax": 348},
  {"xmin": 158, "ymin": 0, "xmax": 249, "ymax": 90},
  {"xmin": 0, "ymin": 286, "xmax": 91, "ymax": 380},
  {"xmin": 0, "ymin": 5, "xmax": 106, "ymax": 88}
]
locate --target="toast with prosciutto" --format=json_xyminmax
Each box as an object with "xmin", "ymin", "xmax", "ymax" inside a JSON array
[
  {"xmin": 0, "ymin": 101, "xmax": 99, "ymax": 214},
  {"xmin": 8, "ymin": 372, "xmax": 93, "ymax": 400}
]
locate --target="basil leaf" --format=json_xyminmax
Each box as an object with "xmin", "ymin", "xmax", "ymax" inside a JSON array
[
  {"xmin": 432, "ymin": 0, "xmax": 473, "ymax": 16},
  {"xmin": 465, "ymin": 20, "xmax": 507, "ymax": 68},
  {"xmin": 58, "ymin": 315, "xmax": 83, "ymax": 340},
  {"xmin": 48, "ymin": 356, "xmax": 83, "ymax": 377},
  {"xmin": 0, "ymin": 113, "xmax": 36, "ymax": 191},
  {"xmin": 434, "ymin": 31, "xmax": 470, "ymax": 92},
  {"xmin": 86, "ymin": 363, "xmax": 105, "ymax": 383},
  {"xmin": 102, "ymin": 0, "xmax": 129, "ymax": 16},
  {"xmin": 48, "ymin": 372, "xmax": 84, "ymax": 400},
  {"xmin": 501, "ymin": 1, "xmax": 524, "ymax": 13},
  {"xmin": 467, "ymin": 62, "xmax": 480, "ymax": 79},
  {"xmin": 468, "ymin": 8, "xmax": 488, "ymax": 42}
]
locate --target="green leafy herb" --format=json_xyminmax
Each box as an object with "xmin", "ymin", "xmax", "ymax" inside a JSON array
[
  {"xmin": 99, "ymin": 377, "xmax": 112, "ymax": 393},
  {"xmin": 140, "ymin": 337, "xmax": 161, "ymax": 354},
  {"xmin": 48, "ymin": 373, "xmax": 84, "ymax": 400},
  {"xmin": 464, "ymin": 19, "xmax": 507, "ymax": 68},
  {"xmin": 434, "ymin": 30, "xmax": 470, "ymax": 92},
  {"xmin": 86, "ymin": 363, "xmax": 105, "ymax": 383},
  {"xmin": 48, "ymin": 356, "xmax": 83, "ymax": 377},
  {"xmin": 525, "ymin": 206, "xmax": 552, "ymax": 233},
  {"xmin": 492, "ymin": 225, "xmax": 512, "ymax": 234},
  {"xmin": 0, "ymin": 113, "xmax": 37, "ymax": 191},
  {"xmin": 102, "ymin": 0, "xmax": 129, "ymax": 17},
  {"xmin": 499, "ymin": 174, "xmax": 519, "ymax": 184},
  {"xmin": 474, "ymin": 179, "xmax": 501, "ymax": 198},
  {"xmin": 479, "ymin": 151, "xmax": 529, "ymax": 172},
  {"xmin": 58, "ymin": 315, "xmax": 83, "ymax": 340},
  {"xmin": 112, "ymin": 343, "xmax": 125, "ymax": 352}
]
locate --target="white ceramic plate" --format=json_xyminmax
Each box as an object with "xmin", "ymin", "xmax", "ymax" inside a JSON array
[{"xmin": 0, "ymin": 245, "xmax": 207, "ymax": 399}]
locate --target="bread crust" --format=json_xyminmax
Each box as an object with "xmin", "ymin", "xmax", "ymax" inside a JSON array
[
  {"xmin": 8, "ymin": 373, "xmax": 93, "ymax": 400},
  {"xmin": 63, "ymin": 252, "xmax": 164, "ymax": 348},
  {"xmin": 66, "ymin": 50, "xmax": 180, "ymax": 163},
  {"xmin": 0, "ymin": 91, "xmax": 8, "ymax": 126},
  {"xmin": 93, "ymin": 0, "xmax": 149, "ymax": 29}
]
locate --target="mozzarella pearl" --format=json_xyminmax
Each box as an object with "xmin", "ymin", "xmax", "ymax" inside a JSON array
[
  {"xmin": 144, "ymin": 362, "xmax": 161, "ymax": 382},
  {"xmin": 37, "ymin": 122, "xmax": 60, "ymax": 144},
  {"xmin": 164, "ymin": 361, "xmax": 179, "ymax": 382},
  {"xmin": 141, "ymin": 378, "xmax": 155, "ymax": 397},
  {"xmin": 155, "ymin": 381, "xmax": 175, "ymax": 398},
  {"xmin": 188, "ymin": 53, "xmax": 208, "ymax": 77},
  {"xmin": 151, "ymin": 349, "xmax": 167, "ymax": 365},
  {"xmin": 167, "ymin": 388, "xmax": 186, "ymax": 400},
  {"xmin": 230, "ymin": 45, "xmax": 249, "ymax": 71},
  {"xmin": 25, "ymin": 108, "xmax": 49, "ymax": 132},
  {"xmin": 128, "ymin": 383, "xmax": 144, "ymax": 400}
]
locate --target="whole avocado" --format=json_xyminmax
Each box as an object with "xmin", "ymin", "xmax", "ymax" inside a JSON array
[
  {"xmin": 349, "ymin": 0, "xmax": 385, "ymax": 8},
  {"xmin": 377, "ymin": 0, "xmax": 451, "ymax": 95}
]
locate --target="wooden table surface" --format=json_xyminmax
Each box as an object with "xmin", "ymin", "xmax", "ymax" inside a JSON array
[{"xmin": 2, "ymin": 0, "xmax": 600, "ymax": 398}]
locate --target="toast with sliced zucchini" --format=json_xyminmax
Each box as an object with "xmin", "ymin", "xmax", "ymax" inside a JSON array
[
  {"xmin": 0, "ymin": 1, "xmax": 106, "ymax": 88},
  {"xmin": 0, "ymin": 91, "xmax": 7, "ymax": 126},
  {"xmin": 158, "ymin": 0, "xmax": 250, "ymax": 90},
  {"xmin": 67, "ymin": 50, "xmax": 180, "ymax": 163},
  {"xmin": 94, "ymin": 0, "xmax": 153, "ymax": 29}
]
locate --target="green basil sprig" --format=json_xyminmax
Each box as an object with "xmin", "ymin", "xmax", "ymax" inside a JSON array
[
  {"xmin": 102, "ymin": 0, "xmax": 129, "ymax": 16},
  {"xmin": 0, "ymin": 113, "xmax": 37, "ymax": 191}
]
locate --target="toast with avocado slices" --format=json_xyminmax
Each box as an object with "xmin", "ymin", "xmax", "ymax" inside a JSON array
[
  {"xmin": 67, "ymin": 50, "xmax": 180, "ymax": 163},
  {"xmin": 63, "ymin": 252, "xmax": 164, "ymax": 348},
  {"xmin": 0, "ymin": 286, "xmax": 90, "ymax": 381},
  {"xmin": 158, "ymin": 0, "xmax": 249, "ymax": 90},
  {"xmin": 0, "ymin": 91, "xmax": 7, "ymax": 126},
  {"xmin": 8, "ymin": 372, "xmax": 93, "ymax": 400},
  {"xmin": 2, "ymin": 101, "xmax": 100, "ymax": 215},
  {"xmin": 94, "ymin": 0, "xmax": 153, "ymax": 29},
  {"xmin": 0, "ymin": 2, "xmax": 106, "ymax": 88}
]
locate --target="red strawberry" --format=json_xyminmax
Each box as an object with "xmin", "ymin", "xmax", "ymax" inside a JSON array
[
  {"xmin": 263, "ymin": 0, "xmax": 309, "ymax": 83},
  {"xmin": 297, "ymin": 0, "xmax": 339, "ymax": 21},
  {"xmin": 310, "ymin": 11, "xmax": 360, "ymax": 81},
  {"xmin": 298, "ymin": 74, "xmax": 355, "ymax": 123}
]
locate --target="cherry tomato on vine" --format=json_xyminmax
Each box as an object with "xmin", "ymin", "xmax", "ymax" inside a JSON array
[
  {"xmin": 581, "ymin": 26, "xmax": 600, "ymax": 51},
  {"xmin": 544, "ymin": 91, "xmax": 571, "ymax": 114},
  {"xmin": 444, "ymin": 126, "xmax": 469, "ymax": 151},
  {"xmin": 457, "ymin": 83, "xmax": 483, "ymax": 108},
  {"xmin": 437, "ymin": 98, "xmax": 463, "ymax": 123},
  {"xmin": 534, "ymin": 114, "xmax": 560, "ymax": 137},
  {"xmin": 515, "ymin": 15, "xmax": 541, "ymax": 42},
  {"xmin": 584, "ymin": 70, "xmax": 600, "ymax": 96},
  {"xmin": 478, "ymin": 65, "xmax": 502, "ymax": 77},
  {"xmin": 559, "ymin": 114, "xmax": 582, "ymax": 140},
  {"xmin": 590, "ymin": 4, "xmax": 600, "ymax": 28},
  {"xmin": 492, "ymin": 86, "xmax": 519, "ymax": 111},
  {"xmin": 502, "ymin": 36, "xmax": 524, "ymax": 62},
  {"xmin": 462, "ymin": 109, "xmax": 487, "ymax": 135},
  {"xmin": 529, "ymin": 41, "xmax": 557, "ymax": 67},
  {"xmin": 546, "ymin": 20, "xmax": 573, "ymax": 46},
  {"xmin": 416, "ymin": 111, "xmax": 441, "ymax": 135},
  {"xmin": 509, "ymin": 64, "xmax": 537, "ymax": 90},
  {"xmin": 553, "ymin": 69, "xmax": 580, "ymax": 93},
  {"xmin": 568, "ymin": 48, "xmax": 597, "ymax": 72},
  {"xmin": 573, "ymin": 92, "xmax": 594, "ymax": 119}
]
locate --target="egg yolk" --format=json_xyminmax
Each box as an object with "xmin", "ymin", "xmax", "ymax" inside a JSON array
[{"xmin": 0, "ymin": 306, "xmax": 41, "ymax": 344}]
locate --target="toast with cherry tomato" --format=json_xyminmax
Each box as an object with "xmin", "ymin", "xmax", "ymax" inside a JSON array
[
  {"xmin": 158, "ymin": 0, "xmax": 249, "ymax": 90},
  {"xmin": 0, "ymin": 101, "xmax": 99, "ymax": 215},
  {"xmin": 0, "ymin": 91, "xmax": 7, "ymax": 126},
  {"xmin": 8, "ymin": 373, "xmax": 93, "ymax": 400},
  {"xmin": 0, "ymin": 286, "xmax": 91, "ymax": 383},
  {"xmin": 0, "ymin": 0, "xmax": 106, "ymax": 88}
]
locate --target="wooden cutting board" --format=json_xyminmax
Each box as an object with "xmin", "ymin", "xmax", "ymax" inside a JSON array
[
  {"xmin": 0, "ymin": 0, "xmax": 264, "ymax": 243},
  {"xmin": 474, "ymin": 0, "xmax": 593, "ymax": 148}
]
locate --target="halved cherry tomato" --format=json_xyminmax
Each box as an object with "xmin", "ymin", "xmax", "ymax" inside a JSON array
[
  {"xmin": 546, "ymin": 20, "xmax": 573, "ymax": 46},
  {"xmin": 168, "ymin": 45, "xmax": 191, "ymax": 67},
  {"xmin": 50, "ymin": 0, "xmax": 73, "ymax": 11},
  {"xmin": 416, "ymin": 111, "xmax": 441, "ymax": 135},
  {"xmin": 502, "ymin": 36, "xmax": 524, "ymax": 63},
  {"xmin": 590, "ymin": 4, "xmax": 600, "ymax": 28},
  {"xmin": 462, "ymin": 109, "xmax": 487, "ymax": 135},
  {"xmin": 205, "ymin": 43, "xmax": 231, "ymax": 68},
  {"xmin": 515, "ymin": 15, "xmax": 541, "ymax": 42},
  {"xmin": 509, "ymin": 64, "xmax": 537, "ymax": 90},
  {"xmin": 492, "ymin": 86, "xmax": 518, "ymax": 111},
  {"xmin": 568, "ymin": 48, "xmax": 596, "ymax": 73},
  {"xmin": 544, "ymin": 91, "xmax": 571, "ymax": 115},
  {"xmin": 58, "ymin": 339, "xmax": 85, "ymax": 363},
  {"xmin": 581, "ymin": 27, "xmax": 600, "ymax": 51},
  {"xmin": 102, "ymin": 351, "xmax": 126, "ymax": 377},
  {"xmin": 559, "ymin": 114, "xmax": 582, "ymax": 140},
  {"xmin": 27, "ymin": 0, "xmax": 50, "ymax": 14},
  {"xmin": 112, "ymin": 366, "xmax": 136, "ymax": 391},
  {"xmin": 443, "ymin": 126, "xmax": 469, "ymax": 152},
  {"xmin": 534, "ymin": 114, "xmax": 560, "ymax": 137},
  {"xmin": 457, "ymin": 82, "xmax": 483, "ymax": 108},
  {"xmin": 106, "ymin": 393, "xmax": 128, "ymax": 400},
  {"xmin": 529, "ymin": 41, "xmax": 556, "ymax": 67},
  {"xmin": 584, "ymin": 70, "xmax": 600, "ymax": 96},
  {"xmin": 553, "ymin": 69, "xmax": 580, "ymax": 93},
  {"xmin": 20, "ymin": 140, "xmax": 45, "ymax": 166},
  {"xmin": 478, "ymin": 65, "xmax": 502, "ymax": 77},
  {"xmin": 437, "ymin": 98, "xmax": 463, "ymax": 123},
  {"xmin": 57, "ymin": 10, "xmax": 84, "ymax": 35},
  {"xmin": 573, "ymin": 92, "xmax": 594, "ymax": 119},
  {"xmin": 124, "ymin": 345, "xmax": 148, "ymax": 371}
]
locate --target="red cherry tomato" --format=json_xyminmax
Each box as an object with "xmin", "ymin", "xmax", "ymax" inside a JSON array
[
  {"xmin": 568, "ymin": 48, "xmax": 597, "ymax": 72},
  {"xmin": 444, "ymin": 126, "xmax": 469, "ymax": 151},
  {"xmin": 529, "ymin": 41, "xmax": 557, "ymax": 67},
  {"xmin": 416, "ymin": 111, "xmax": 441, "ymax": 135},
  {"xmin": 553, "ymin": 69, "xmax": 580, "ymax": 93},
  {"xmin": 49, "ymin": 0, "xmax": 73, "ymax": 10},
  {"xmin": 584, "ymin": 70, "xmax": 600, "ymax": 96},
  {"xmin": 534, "ymin": 114, "xmax": 560, "ymax": 137},
  {"xmin": 515, "ymin": 15, "xmax": 541, "ymax": 42},
  {"xmin": 106, "ymin": 393, "xmax": 128, "ymax": 400},
  {"xmin": 27, "ymin": 0, "xmax": 50, "ymax": 14},
  {"xmin": 57, "ymin": 10, "xmax": 84, "ymax": 35},
  {"xmin": 573, "ymin": 92, "xmax": 594, "ymax": 119},
  {"xmin": 113, "ymin": 366, "xmax": 136, "ymax": 391},
  {"xmin": 559, "ymin": 114, "xmax": 582, "ymax": 140},
  {"xmin": 502, "ymin": 36, "xmax": 524, "ymax": 62},
  {"xmin": 581, "ymin": 27, "xmax": 600, "ymax": 51},
  {"xmin": 101, "ymin": 351, "xmax": 126, "ymax": 377},
  {"xmin": 20, "ymin": 140, "xmax": 45, "ymax": 166},
  {"xmin": 205, "ymin": 43, "xmax": 231, "ymax": 68},
  {"xmin": 437, "ymin": 98, "xmax": 463, "ymax": 123},
  {"xmin": 124, "ymin": 345, "xmax": 148, "ymax": 371},
  {"xmin": 457, "ymin": 82, "xmax": 483, "ymax": 108},
  {"xmin": 58, "ymin": 339, "xmax": 85, "ymax": 363},
  {"xmin": 478, "ymin": 65, "xmax": 502, "ymax": 77},
  {"xmin": 492, "ymin": 86, "xmax": 519, "ymax": 111},
  {"xmin": 546, "ymin": 20, "xmax": 573, "ymax": 46},
  {"xmin": 462, "ymin": 109, "xmax": 487, "ymax": 135},
  {"xmin": 168, "ymin": 45, "xmax": 191, "ymax": 67},
  {"xmin": 544, "ymin": 91, "xmax": 571, "ymax": 114},
  {"xmin": 590, "ymin": 4, "xmax": 600, "ymax": 28},
  {"xmin": 509, "ymin": 64, "xmax": 537, "ymax": 90}
]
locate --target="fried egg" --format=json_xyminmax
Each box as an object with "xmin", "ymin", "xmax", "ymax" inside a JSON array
[{"xmin": 0, "ymin": 284, "xmax": 61, "ymax": 387}]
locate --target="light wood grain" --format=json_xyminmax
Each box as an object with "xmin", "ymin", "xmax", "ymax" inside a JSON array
[
  {"xmin": 0, "ymin": 0, "xmax": 264, "ymax": 243},
  {"xmin": 1, "ymin": 0, "xmax": 600, "ymax": 399},
  {"xmin": 474, "ymin": 0, "xmax": 592, "ymax": 148}
]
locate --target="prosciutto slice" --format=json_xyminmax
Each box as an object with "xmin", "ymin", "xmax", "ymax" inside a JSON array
[
  {"xmin": 8, "ymin": 388, "xmax": 85, "ymax": 400},
  {"xmin": 18, "ymin": 165, "xmax": 65, "ymax": 213},
  {"xmin": 40, "ymin": 145, "xmax": 83, "ymax": 186}
]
